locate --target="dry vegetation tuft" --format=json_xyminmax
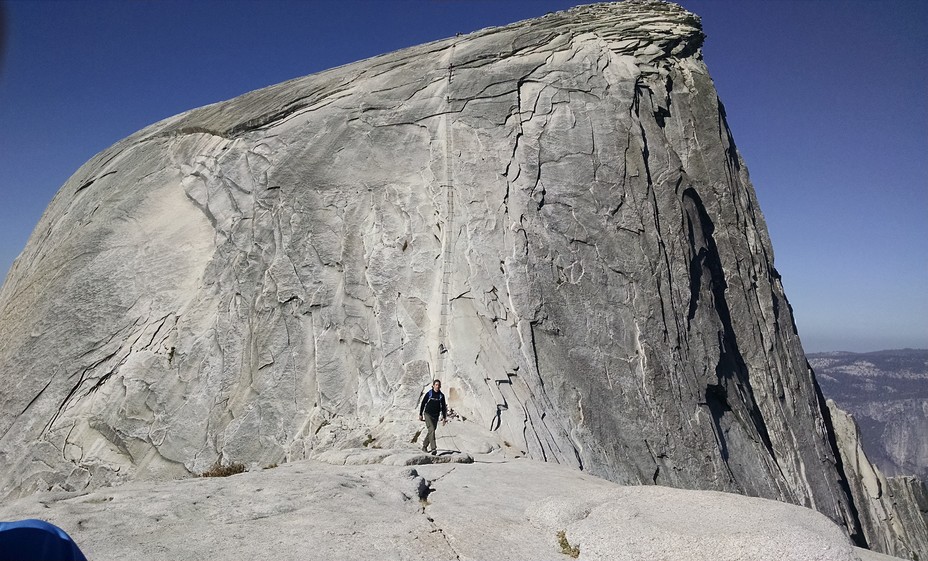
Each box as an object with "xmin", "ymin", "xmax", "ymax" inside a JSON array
[
  {"xmin": 556, "ymin": 530, "xmax": 580, "ymax": 558},
  {"xmin": 200, "ymin": 462, "xmax": 246, "ymax": 478}
]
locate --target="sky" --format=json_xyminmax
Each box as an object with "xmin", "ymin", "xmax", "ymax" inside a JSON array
[{"xmin": 0, "ymin": 0, "xmax": 925, "ymax": 353}]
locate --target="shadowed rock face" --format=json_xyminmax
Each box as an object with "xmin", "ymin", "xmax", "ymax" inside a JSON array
[{"xmin": 0, "ymin": 0, "xmax": 858, "ymax": 540}]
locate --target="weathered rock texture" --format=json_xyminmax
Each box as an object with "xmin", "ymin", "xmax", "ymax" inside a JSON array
[
  {"xmin": 828, "ymin": 401, "xmax": 928, "ymax": 559},
  {"xmin": 0, "ymin": 0, "xmax": 913, "ymax": 554}
]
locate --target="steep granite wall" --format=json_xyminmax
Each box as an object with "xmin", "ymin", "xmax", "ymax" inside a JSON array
[{"xmin": 0, "ymin": 0, "xmax": 865, "ymax": 542}]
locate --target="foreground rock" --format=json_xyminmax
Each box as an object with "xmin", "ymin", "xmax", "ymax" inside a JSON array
[{"xmin": 0, "ymin": 454, "xmax": 885, "ymax": 561}]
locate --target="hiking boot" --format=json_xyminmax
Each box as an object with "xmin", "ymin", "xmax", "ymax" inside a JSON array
[{"xmin": 430, "ymin": 450, "xmax": 437, "ymax": 456}]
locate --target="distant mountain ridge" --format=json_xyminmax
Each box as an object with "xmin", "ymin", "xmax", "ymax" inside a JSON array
[{"xmin": 811, "ymin": 349, "xmax": 928, "ymax": 480}]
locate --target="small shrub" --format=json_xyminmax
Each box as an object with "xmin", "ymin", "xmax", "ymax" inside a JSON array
[
  {"xmin": 200, "ymin": 461, "xmax": 246, "ymax": 478},
  {"xmin": 263, "ymin": 463, "xmax": 278, "ymax": 470},
  {"xmin": 556, "ymin": 530, "xmax": 579, "ymax": 558},
  {"xmin": 362, "ymin": 434, "xmax": 375, "ymax": 447}
]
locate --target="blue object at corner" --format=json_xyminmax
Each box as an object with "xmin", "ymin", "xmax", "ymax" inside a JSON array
[{"xmin": 0, "ymin": 519, "xmax": 88, "ymax": 561}]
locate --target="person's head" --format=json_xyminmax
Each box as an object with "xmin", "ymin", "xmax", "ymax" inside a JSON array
[{"xmin": 432, "ymin": 379, "xmax": 441, "ymax": 391}]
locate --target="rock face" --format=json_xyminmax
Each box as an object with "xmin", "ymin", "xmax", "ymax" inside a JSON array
[
  {"xmin": 828, "ymin": 401, "xmax": 928, "ymax": 560},
  {"xmin": 0, "ymin": 454, "xmax": 873, "ymax": 561},
  {"xmin": 0, "ymin": 0, "xmax": 882, "ymax": 549},
  {"xmin": 813, "ymin": 350, "xmax": 928, "ymax": 480}
]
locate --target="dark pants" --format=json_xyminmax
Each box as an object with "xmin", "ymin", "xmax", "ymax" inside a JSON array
[{"xmin": 422, "ymin": 415, "xmax": 439, "ymax": 452}]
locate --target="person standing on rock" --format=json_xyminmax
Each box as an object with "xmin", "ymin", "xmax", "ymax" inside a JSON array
[{"xmin": 419, "ymin": 379, "xmax": 447, "ymax": 455}]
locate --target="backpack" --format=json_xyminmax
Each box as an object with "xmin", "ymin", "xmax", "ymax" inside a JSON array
[{"xmin": 423, "ymin": 389, "xmax": 444, "ymax": 416}]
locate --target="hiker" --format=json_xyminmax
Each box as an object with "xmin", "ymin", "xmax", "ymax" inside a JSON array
[{"xmin": 418, "ymin": 379, "xmax": 447, "ymax": 455}]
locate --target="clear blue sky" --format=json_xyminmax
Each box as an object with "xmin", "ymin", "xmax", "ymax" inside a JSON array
[{"xmin": 0, "ymin": 1, "xmax": 925, "ymax": 353}]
